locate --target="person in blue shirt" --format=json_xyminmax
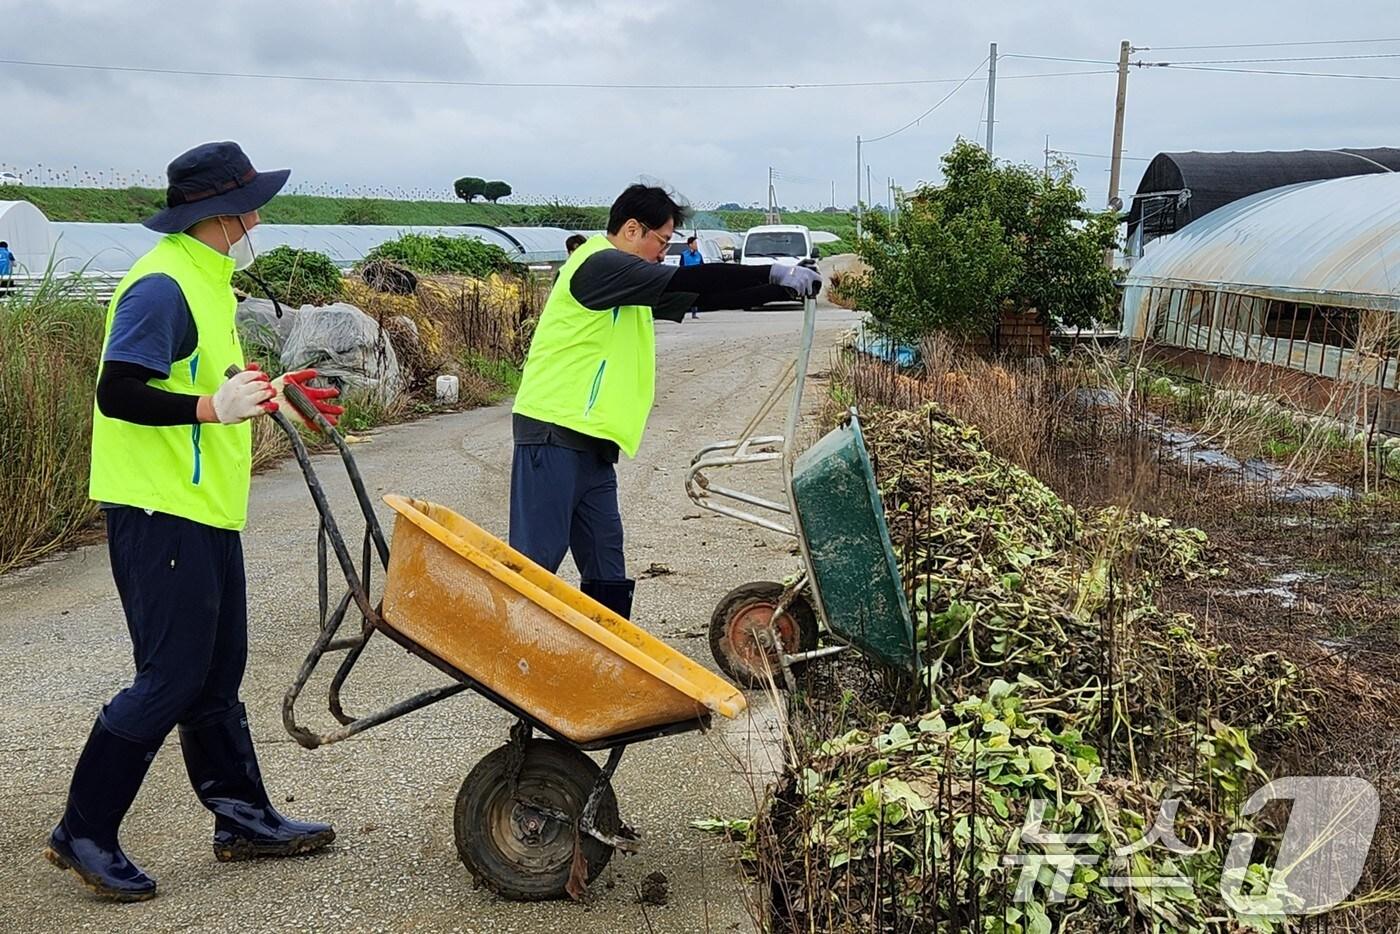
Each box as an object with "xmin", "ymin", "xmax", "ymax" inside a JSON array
[
  {"xmin": 0, "ymin": 240, "xmax": 14, "ymax": 290},
  {"xmin": 678, "ymin": 236, "xmax": 703, "ymax": 318}
]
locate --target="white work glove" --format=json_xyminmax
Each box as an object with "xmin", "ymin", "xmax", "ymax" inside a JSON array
[
  {"xmin": 768, "ymin": 262, "xmax": 823, "ymax": 298},
  {"xmin": 209, "ymin": 364, "xmax": 277, "ymax": 424}
]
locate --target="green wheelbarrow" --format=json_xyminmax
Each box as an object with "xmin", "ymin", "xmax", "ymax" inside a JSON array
[{"xmin": 686, "ymin": 298, "xmax": 921, "ymax": 689}]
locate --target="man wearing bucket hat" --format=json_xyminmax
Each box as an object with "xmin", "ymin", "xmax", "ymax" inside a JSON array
[{"xmin": 44, "ymin": 141, "xmax": 343, "ymax": 902}]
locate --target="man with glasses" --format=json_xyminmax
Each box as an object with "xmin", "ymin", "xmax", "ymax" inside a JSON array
[{"xmin": 509, "ymin": 183, "xmax": 822, "ymax": 620}]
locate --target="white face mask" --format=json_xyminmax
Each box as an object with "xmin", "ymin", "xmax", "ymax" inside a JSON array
[{"xmin": 220, "ymin": 217, "xmax": 257, "ymax": 271}]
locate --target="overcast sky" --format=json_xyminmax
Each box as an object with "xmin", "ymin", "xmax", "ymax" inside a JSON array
[{"xmin": 4, "ymin": 1, "xmax": 1398, "ymax": 210}]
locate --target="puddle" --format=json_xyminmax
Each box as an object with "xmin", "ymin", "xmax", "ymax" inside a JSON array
[
  {"xmin": 1157, "ymin": 428, "xmax": 1351, "ymax": 502},
  {"xmin": 1221, "ymin": 571, "xmax": 1319, "ymax": 610},
  {"xmin": 1068, "ymin": 387, "xmax": 1351, "ymax": 502}
]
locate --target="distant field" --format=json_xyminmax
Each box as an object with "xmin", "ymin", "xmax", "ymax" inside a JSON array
[{"xmin": 0, "ymin": 185, "xmax": 856, "ymax": 247}]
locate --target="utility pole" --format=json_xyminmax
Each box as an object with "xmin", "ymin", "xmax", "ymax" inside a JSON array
[
  {"xmin": 855, "ymin": 135, "xmax": 863, "ymax": 239},
  {"xmin": 831, "ymin": 179, "xmax": 835, "ymax": 210},
  {"xmin": 1044, "ymin": 135, "xmax": 1050, "ymax": 180},
  {"xmin": 1105, "ymin": 39, "xmax": 1132, "ymax": 270},
  {"xmin": 1106, "ymin": 39, "xmax": 1131, "ymax": 213},
  {"xmin": 985, "ymin": 42, "xmax": 997, "ymax": 155}
]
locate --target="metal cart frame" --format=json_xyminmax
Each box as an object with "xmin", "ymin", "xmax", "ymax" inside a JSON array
[{"xmin": 258, "ymin": 376, "xmax": 729, "ymax": 899}]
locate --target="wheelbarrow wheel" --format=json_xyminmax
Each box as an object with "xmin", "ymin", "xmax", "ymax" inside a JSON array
[
  {"xmin": 454, "ymin": 739, "xmax": 620, "ymax": 901},
  {"xmin": 709, "ymin": 581, "xmax": 819, "ymax": 688}
]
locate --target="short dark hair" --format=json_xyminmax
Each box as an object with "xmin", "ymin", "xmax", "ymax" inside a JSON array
[
  {"xmin": 686, "ymin": 236, "xmax": 697, "ymax": 245},
  {"xmin": 564, "ymin": 233, "xmax": 586, "ymax": 254},
  {"xmin": 0, "ymin": 241, "xmax": 7, "ymax": 248},
  {"xmin": 606, "ymin": 183, "xmax": 690, "ymax": 235}
]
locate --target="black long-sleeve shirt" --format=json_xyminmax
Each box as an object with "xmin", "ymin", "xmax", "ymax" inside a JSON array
[
  {"xmin": 513, "ymin": 251, "xmax": 789, "ymax": 459},
  {"xmin": 97, "ymin": 360, "xmax": 201, "ymax": 425},
  {"xmin": 569, "ymin": 251, "xmax": 788, "ymax": 320}
]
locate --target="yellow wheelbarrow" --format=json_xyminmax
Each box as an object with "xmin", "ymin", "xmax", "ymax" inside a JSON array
[{"xmin": 261, "ymin": 373, "xmax": 746, "ymax": 901}]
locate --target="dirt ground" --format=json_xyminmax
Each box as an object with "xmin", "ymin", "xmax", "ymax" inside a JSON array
[{"xmin": 0, "ymin": 302, "xmax": 853, "ymax": 933}]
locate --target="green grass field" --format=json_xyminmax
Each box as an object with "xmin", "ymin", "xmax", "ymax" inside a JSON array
[{"xmin": 0, "ymin": 184, "xmax": 856, "ymax": 243}]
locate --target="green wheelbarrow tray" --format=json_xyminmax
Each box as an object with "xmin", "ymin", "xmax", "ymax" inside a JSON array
[{"xmin": 791, "ymin": 410, "xmax": 920, "ymax": 673}]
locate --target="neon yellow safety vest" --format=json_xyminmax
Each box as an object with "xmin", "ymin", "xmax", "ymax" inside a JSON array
[
  {"xmin": 89, "ymin": 233, "xmax": 252, "ymax": 530},
  {"xmin": 513, "ymin": 235, "xmax": 656, "ymax": 457}
]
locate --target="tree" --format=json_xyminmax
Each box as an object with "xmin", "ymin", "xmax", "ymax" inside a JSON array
[
  {"xmin": 717, "ymin": 202, "xmax": 744, "ymax": 211},
  {"xmin": 851, "ymin": 139, "xmax": 1119, "ymax": 342},
  {"xmin": 482, "ymin": 180, "xmax": 512, "ymax": 203},
  {"xmin": 453, "ymin": 176, "xmax": 486, "ymax": 202}
]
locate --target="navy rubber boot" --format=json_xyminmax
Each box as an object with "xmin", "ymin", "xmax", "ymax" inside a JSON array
[
  {"xmin": 44, "ymin": 716, "xmax": 160, "ymax": 902},
  {"xmin": 178, "ymin": 704, "xmax": 334, "ymax": 862},
  {"xmin": 581, "ymin": 578, "xmax": 636, "ymax": 620}
]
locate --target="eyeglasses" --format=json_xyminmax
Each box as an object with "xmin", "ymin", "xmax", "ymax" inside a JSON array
[{"xmin": 639, "ymin": 225, "xmax": 671, "ymax": 249}]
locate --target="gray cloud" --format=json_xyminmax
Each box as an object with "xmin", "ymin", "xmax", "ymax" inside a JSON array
[{"xmin": 2, "ymin": 0, "xmax": 1397, "ymax": 209}]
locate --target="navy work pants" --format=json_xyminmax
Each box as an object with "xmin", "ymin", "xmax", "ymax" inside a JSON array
[
  {"xmin": 100, "ymin": 508, "xmax": 247, "ymax": 744},
  {"xmin": 508, "ymin": 443, "xmax": 626, "ymax": 581}
]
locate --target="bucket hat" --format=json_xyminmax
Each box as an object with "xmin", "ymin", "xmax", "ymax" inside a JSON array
[{"xmin": 142, "ymin": 141, "xmax": 290, "ymax": 234}]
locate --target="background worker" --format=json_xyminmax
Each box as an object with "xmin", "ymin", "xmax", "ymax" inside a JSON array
[
  {"xmin": 45, "ymin": 141, "xmax": 342, "ymax": 902},
  {"xmin": 565, "ymin": 233, "xmax": 587, "ymax": 255},
  {"xmin": 678, "ymin": 235, "xmax": 703, "ymax": 318},
  {"xmin": 0, "ymin": 239, "xmax": 14, "ymax": 292},
  {"xmin": 509, "ymin": 183, "xmax": 822, "ymax": 620}
]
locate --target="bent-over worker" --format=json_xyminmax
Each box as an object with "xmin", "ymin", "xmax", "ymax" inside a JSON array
[{"xmin": 509, "ymin": 183, "xmax": 822, "ymax": 619}]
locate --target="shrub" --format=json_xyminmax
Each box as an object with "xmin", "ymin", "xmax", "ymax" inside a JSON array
[
  {"xmin": 359, "ymin": 259, "xmax": 418, "ymax": 295},
  {"xmin": 851, "ymin": 202, "xmax": 1018, "ymax": 344},
  {"xmin": 234, "ymin": 246, "xmax": 343, "ymax": 307},
  {"xmin": 360, "ymin": 234, "xmax": 516, "ymax": 278},
  {"xmin": 526, "ymin": 201, "xmax": 604, "ymax": 229},
  {"xmin": 482, "ymin": 181, "xmax": 512, "ymax": 203},
  {"xmin": 336, "ymin": 198, "xmax": 388, "ymax": 225},
  {"xmin": 0, "ymin": 274, "xmax": 105, "ymax": 572}
]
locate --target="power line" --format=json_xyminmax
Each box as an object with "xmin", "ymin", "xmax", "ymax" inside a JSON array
[
  {"xmin": 990, "ymin": 68, "xmax": 1120, "ymax": 80},
  {"xmin": 1147, "ymin": 37, "xmax": 1400, "ymax": 51},
  {"xmin": 1008, "ymin": 50, "xmax": 1400, "ymax": 67},
  {"xmin": 863, "ymin": 57, "xmax": 988, "ymax": 143},
  {"xmin": 1003, "ymin": 53, "xmax": 1117, "ymax": 65},
  {"xmin": 1164, "ymin": 51, "xmax": 1400, "ymax": 65},
  {"xmin": 1052, "ymin": 150, "xmax": 1153, "ymax": 162},
  {"xmin": 0, "ymin": 56, "xmax": 1105, "ymax": 91},
  {"xmin": 1161, "ymin": 64, "xmax": 1400, "ymax": 80}
]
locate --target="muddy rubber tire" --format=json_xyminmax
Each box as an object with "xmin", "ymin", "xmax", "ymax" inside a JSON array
[
  {"xmin": 709, "ymin": 581, "xmax": 819, "ymax": 688},
  {"xmin": 454, "ymin": 740, "xmax": 619, "ymax": 901}
]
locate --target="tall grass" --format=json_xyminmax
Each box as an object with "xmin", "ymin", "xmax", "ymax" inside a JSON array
[{"xmin": 0, "ymin": 275, "xmax": 104, "ymax": 573}]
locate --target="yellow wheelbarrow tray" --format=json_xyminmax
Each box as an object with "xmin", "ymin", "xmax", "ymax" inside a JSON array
[
  {"xmin": 259, "ymin": 372, "xmax": 747, "ymax": 902},
  {"xmin": 380, "ymin": 493, "xmax": 746, "ymax": 742}
]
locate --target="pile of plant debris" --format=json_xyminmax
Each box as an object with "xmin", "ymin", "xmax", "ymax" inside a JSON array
[{"xmin": 709, "ymin": 406, "xmax": 1318, "ymax": 933}]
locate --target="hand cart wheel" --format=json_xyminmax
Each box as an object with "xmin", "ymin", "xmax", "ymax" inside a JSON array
[
  {"xmin": 454, "ymin": 739, "xmax": 621, "ymax": 901},
  {"xmin": 708, "ymin": 581, "xmax": 819, "ymax": 689}
]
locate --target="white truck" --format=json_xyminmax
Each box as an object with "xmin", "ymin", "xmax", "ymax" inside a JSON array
[{"xmin": 737, "ymin": 224, "xmax": 818, "ymax": 268}]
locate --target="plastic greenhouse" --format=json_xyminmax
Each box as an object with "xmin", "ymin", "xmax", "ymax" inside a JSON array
[{"xmin": 1121, "ymin": 173, "xmax": 1400, "ymax": 390}]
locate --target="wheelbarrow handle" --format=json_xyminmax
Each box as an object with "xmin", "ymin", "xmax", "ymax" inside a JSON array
[
  {"xmin": 224, "ymin": 364, "xmax": 390, "ymax": 567},
  {"xmin": 782, "ymin": 296, "xmax": 818, "ymax": 469}
]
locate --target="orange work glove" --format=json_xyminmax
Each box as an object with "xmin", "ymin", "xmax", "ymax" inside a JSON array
[{"xmin": 270, "ymin": 369, "xmax": 343, "ymax": 432}]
